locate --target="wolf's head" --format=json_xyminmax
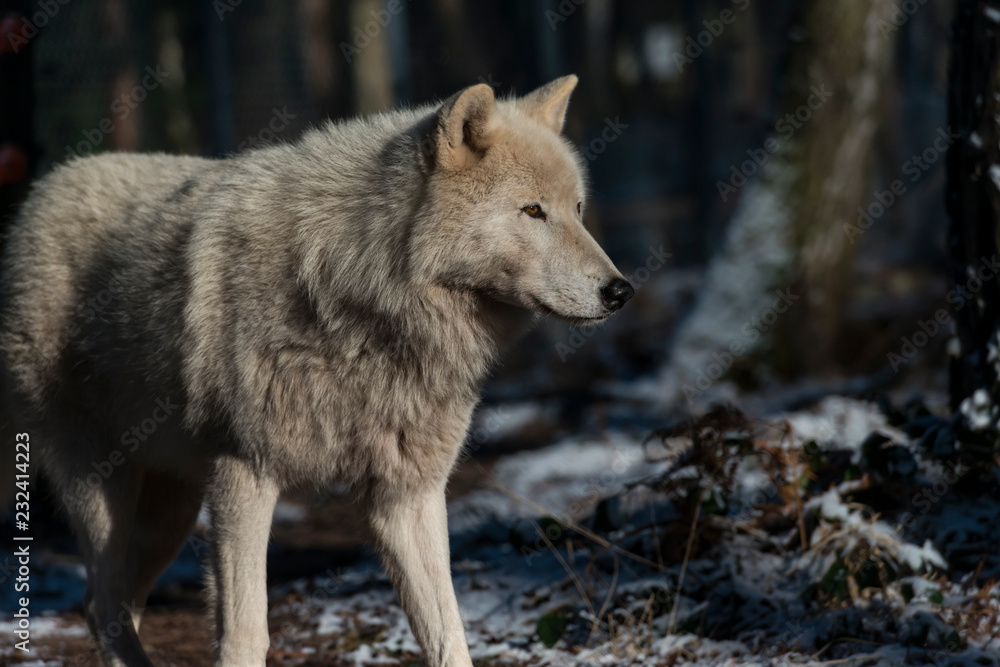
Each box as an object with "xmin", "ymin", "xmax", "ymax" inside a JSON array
[{"xmin": 418, "ymin": 75, "xmax": 632, "ymax": 324}]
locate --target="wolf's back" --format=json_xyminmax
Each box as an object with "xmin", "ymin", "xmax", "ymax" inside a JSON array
[
  {"xmin": 0, "ymin": 153, "xmax": 214, "ymax": 511},
  {"xmin": 0, "ymin": 154, "xmax": 212, "ymax": 508},
  {"xmin": 1, "ymin": 153, "xmax": 212, "ymax": 405}
]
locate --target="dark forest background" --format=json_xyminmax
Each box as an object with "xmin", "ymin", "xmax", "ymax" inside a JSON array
[
  {"xmin": 0, "ymin": 0, "xmax": 958, "ymax": 414},
  {"xmin": 9, "ymin": 3, "xmax": 1000, "ymax": 666}
]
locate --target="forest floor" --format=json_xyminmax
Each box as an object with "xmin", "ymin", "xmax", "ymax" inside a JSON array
[{"xmin": 2, "ymin": 392, "xmax": 999, "ymax": 666}]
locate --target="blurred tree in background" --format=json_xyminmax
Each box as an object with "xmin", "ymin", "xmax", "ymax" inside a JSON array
[
  {"xmin": 655, "ymin": 0, "xmax": 897, "ymax": 403},
  {"xmin": 0, "ymin": 0, "xmax": 959, "ymax": 412},
  {"xmin": 947, "ymin": 0, "xmax": 1000, "ymax": 436}
]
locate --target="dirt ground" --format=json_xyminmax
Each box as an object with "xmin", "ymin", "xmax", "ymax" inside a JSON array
[
  {"xmin": 6, "ymin": 457, "xmax": 501, "ymax": 666},
  {"xmin": 9, "ymin": 601, "xmax": 414, "ymax": 666}
]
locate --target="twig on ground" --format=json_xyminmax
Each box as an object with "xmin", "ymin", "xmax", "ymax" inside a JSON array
[
  {"xmin": 590, "ymin": 552, "xmax": 620, "ymax": 646},
  {"xmin": 485, "ymin": 474, "xmax": 664, "ymax": 570},
  {"xmin": 527, "ymin": 515, "xmax": 595, "ymax": 619},
  {"xmin": 667, "ymin": 488, "xmax": 704, "ymax": 637},
  {"xmin": 812, "ymin": 636, "xmax": 884, "ymax": 662}
]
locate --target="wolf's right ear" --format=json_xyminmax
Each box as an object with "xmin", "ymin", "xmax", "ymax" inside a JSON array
[
  {"xmin": 520, "ymin": 75, "xmax": 578, "ymax": 134},
  {"xmin": 434, "ymin": 83, "xmax": 498, "ymax": 170}
]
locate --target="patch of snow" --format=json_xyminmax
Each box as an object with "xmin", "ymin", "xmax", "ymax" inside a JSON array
[
  {"xmin": 0, "ymin": 616, "xmax": 89, "ymax": 639},
  {"xmin": 780, "ymin": 396, "xmax": 904, "ymax": 452},
  {"xmin": 468, "ymin": 401, "xmax": 549, "ymax": 446},
  {"xmin": 315, "ymin": 611, "xmax": 344, "ymax": 635},
  {"xmin": 448, "ymin": 433, "xmax": 660, "ymax": 533},
  {"xmin": 817, "ymin": 490, "xmax": 851, "ymax": 522},
  {"xmin": 273, "ymin": 500, "xmax": 308, "ymax": 522},
  {"xmin": 649, "ymin": 160, "xmax": 797, "ymax": 409},
  {"xmin": 18, "ymin": 393, "xmax": 999, "ymax": 666},
  {"xmin": 897, "ymin": 539, "xmax": 948, "ymax": 572},
  {"xmin": 988, "ymin": 164, "xmax": 1000, "ymax": 192},
  {"xmin": 948, "ymin": 336, "xmax": 961, "ymax": 357},
  {"xmin": 959, "ymin": 387, "xmax": 996, "ymax": 431},
  {"xmin": 196, "ymin": 504, "xmax": 211, "ymax": 530},
  {"xmin": 350, "ymin": 643, "xmax": 397, "ymax": 665}
]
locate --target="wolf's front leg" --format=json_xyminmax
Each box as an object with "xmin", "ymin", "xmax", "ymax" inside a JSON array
[
  {"xmin": 365, "ymin": 480, "xmax": 473, "ymax": 667},
  {"xmin": 208, "ymin": 456, "xmax": 280, "ymax": 666}
]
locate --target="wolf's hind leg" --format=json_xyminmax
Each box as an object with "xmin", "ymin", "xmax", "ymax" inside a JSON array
[
  {"xmin": 364, "ymin": 480, "xmax": 473, "ymax": 667},
  {"xmin": 207, "ymin": 455, "xmax": 280, "ymax": 667},
  {"xmin": 59, "ymin": 461, "xmax": 153, "ymax": 667},
  {"xmin": 126, "ymin": 470, "xmax": 207, "ymax": 629}
]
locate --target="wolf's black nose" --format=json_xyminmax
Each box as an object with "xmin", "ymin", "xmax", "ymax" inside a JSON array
[{"xmin": 600, "ymin": 278, "xmax": 634, "ymax": 312}]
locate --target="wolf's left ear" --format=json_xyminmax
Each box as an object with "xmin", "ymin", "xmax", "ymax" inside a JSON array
[
  {"xmin": 521, "ymin": 74, "xmax": 578, "ymax": 134},
  {"xmin": 435, "ymin": 83, "xmax": 498, "ymax": 170}
]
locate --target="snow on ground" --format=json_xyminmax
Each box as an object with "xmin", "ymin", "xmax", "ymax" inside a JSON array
[
  {"xmin": 448, "ymin": 432, "xmax": 662, "ymax": 534},
  {"xmin": 0, "ymin": 615, "xmax": 89, "ymax": 640},
  {"xmin": 4, "ymin": 396, "xmax": 999, "ymax": 665},
  {"xmin": 267, "ymin": 397, "xmax": 999, "ymax": 665}
]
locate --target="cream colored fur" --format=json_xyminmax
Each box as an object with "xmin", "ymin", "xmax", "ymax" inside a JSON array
[{"xmin": 0, "ymin": 75, "xmax": 631, "ymax": 666}]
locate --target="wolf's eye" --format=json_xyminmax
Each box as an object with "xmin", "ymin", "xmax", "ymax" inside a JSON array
[
  {"xmin": 577, "ymin": 202, "xmax": 582, "ymax": 215},
  {"xmin": 522, "ymin": 204, "xmax": 546, "ymax": 220}
]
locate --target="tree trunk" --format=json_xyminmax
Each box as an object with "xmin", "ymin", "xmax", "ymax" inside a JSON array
[
  {"xmin": 348, "ymin": 0, "xmax": 395, "ymax": 113},
  {"xmin": 653, "ymin": 0, "xmax": 896, "ymax": 408},
  {"xmin": 946, "ymin": 0, "xmax": 1000, "ymax": 436}
]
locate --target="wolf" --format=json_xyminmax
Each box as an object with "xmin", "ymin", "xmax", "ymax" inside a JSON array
[{"xmin": 0, "ymin": 75, "xmax": 633, "ymax": 666}]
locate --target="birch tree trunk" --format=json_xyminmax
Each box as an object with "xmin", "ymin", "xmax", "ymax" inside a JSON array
[{"xmin": 653, "ymin": 0, "xmax": 897, "ymax": 407}]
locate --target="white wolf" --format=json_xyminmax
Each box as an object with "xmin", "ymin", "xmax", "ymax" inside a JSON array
[{"xmin": 0, "ymin": 75, "xmax": 633, "ymax": 666}]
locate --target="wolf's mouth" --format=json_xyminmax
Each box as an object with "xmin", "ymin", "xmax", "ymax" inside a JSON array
[
  {"xmin": 527, "ymin": 294, "xmax": 611, "ymax": 324},
  {"xmin": 564, "ymin": 314, "xmax": 612, "ymax": 326}
]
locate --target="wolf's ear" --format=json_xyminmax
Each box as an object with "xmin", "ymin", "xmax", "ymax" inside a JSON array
[
  {"xmin": 521, "ymin": 74, "xmax": 578, "ymax": 134},
  {"xmin": 435, "ymin": 83, "xmax": 497, "ymax": 170}
]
